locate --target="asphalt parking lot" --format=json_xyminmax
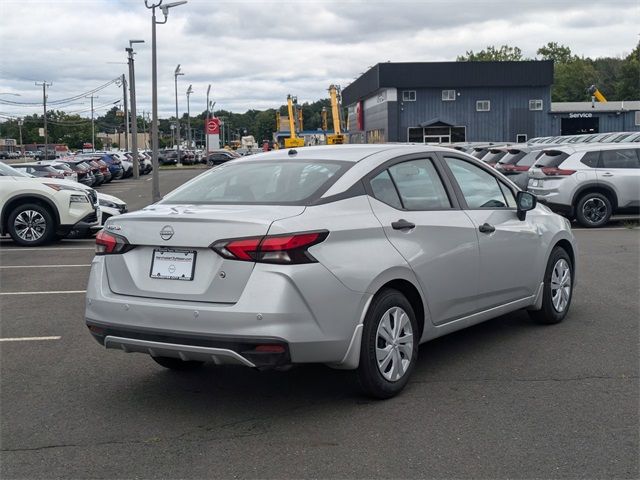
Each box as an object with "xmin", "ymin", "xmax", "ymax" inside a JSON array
[{"xmin": 1, "ymin": 169, "xmax": 638, "ymax": 479}]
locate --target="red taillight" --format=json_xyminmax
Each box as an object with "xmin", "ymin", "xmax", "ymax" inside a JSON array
[
  {"xmin": 541, "ymin": 167, "xmax": 576, "ymax": 176},
  {"xmin": 501, "ymin": 164, "xmax": 530, "ymax": 172},
  {"xmin": 96, "ymin": 230, "xmax": 133, "ymax": 255},
  {"xmin": 254, "ymin": 345, "xmax": 285, "ymax": 353},
  {"xmin": 212, "ymin": 231, "xmax": 328, "ymax": 264}
]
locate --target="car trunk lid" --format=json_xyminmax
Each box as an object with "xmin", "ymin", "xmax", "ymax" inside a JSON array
[{"xmin": 103, "ymin": 204, "xmax": 305, "ymax": 303}]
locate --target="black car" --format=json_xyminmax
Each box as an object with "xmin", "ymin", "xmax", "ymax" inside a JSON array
[
  {"xmin": 205, "ymin": 149, "xmax": 241, "ymax": 166},
  {"xmin": 158, "ymin": 149, "xmax": 178, "ymax": 165}
]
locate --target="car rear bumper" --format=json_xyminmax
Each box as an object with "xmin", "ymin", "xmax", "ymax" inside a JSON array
[{"xmin": 85, "ymin": 258, "xmax": 369, "ymax": 367}]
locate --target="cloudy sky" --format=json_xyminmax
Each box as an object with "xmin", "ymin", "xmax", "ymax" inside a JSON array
[{"xmin": 1, "ymin": 0, "xmax": 638, "ymax": 120}]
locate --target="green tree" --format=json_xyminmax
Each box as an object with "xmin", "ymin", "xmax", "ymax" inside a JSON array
[
  {"xmin": 537, "ymin": 42, "xmax": 573, "ymax": 64},
  {"xmin": 457, "ymin": 45, "xmax": 525, "ymax": 61},
  {"xmin": 616, "ymin": 41, "xmax": 640, "ymax": 100},
  {"xmin": 552, "ymin": 58, "xmax": 599, "ymax": 102}
]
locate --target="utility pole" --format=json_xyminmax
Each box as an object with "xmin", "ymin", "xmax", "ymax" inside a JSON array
[
  {"xmin": 35, "ymin": 81, "xmax": 52, "ymax": 158},
  {"xmin": 121, "ymin": 73, "xmax": 129, "ymax": 151},
  {"xmin": 17, "ymin": 118, "xmax": 24, "ymax": 158},
  {"xmin": 205, "ymin": 84, "xmax": 211, "ymax": 155},
  {"xmin": 127, "ymin": 39, "xmax": 144, "ymax": 179},
  {"xmin": 174, "ymin": 64, "xmax": 184, "ymax": 165},
  {"xmin": 85, "ymin": 94, "xmax": 98, "ymax": 152},
  {"xmin": 186, "ymin": 84, "xmax": 193, "ymax": 149}
]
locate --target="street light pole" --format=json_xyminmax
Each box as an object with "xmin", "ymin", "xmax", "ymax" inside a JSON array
[
  {"xmin": 145, "ymin": 0, "xmax": 187, "ymax": 203},
  {"xmin": 17, "ymin": 118, "xmax": 24, "ymax": 158},
  {"xmin": 205, "ymin": 84, "xmax": 211, "ymax": 155},
  {"xmin": 174, "ymin": 64, "xmax": 184, "ymax": 165},
  {"xmin": 35, "ymin": 81, "xmax": 51, "ymax": 159},
  {"xmin": 186, "ymin": 84, "xmax": 193, "ymax": 148},
  {"xmin": 127, "ymin": 39, "xmax": 144, "ymax": 180}
]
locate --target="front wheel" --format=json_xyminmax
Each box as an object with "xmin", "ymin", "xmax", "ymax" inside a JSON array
[
  {"xmin": 529, "ymin": 247, "xmax": 573, "ymax": 324},
  {"xmin": 357, "ymin": 289, "xmax": 418, "ymax": 399},
  {"xmin": 7, "ymin": 203, "xmax": 56, "ymax": 246}
]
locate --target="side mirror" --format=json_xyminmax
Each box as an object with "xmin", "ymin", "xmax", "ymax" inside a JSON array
[{"xmin": 516, "ymin": 191, "xmax": 536, "ymax": 221}]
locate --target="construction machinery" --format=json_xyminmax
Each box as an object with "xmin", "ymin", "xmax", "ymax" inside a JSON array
[
  {"xmin": 587, "ymin": 85, "xmax": 607, "ymax": 103},
  {"xmin": 284, "ymin": 95, "xmax": 305, "ymax": 148},
  {"xmin": 327, "ymin": 85, "xmax": 346, "ymax": 145}
]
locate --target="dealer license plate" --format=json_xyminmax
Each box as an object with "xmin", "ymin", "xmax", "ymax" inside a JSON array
[{"xmin": 150, "ymin": 248, "xmax": 196, "ymax": 281}]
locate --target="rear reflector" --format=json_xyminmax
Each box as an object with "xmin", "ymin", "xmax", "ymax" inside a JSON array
[
  {"xmin": 254, "ymin": 345, "xmax": 286, "ymax": 353},
  {"xmin": 211, "ymin": 230, "xmax": 328, "ymax": 264}
]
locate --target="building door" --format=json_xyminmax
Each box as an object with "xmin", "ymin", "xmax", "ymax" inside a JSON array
[
  {"xmin": 424, "ymin": 135, "xmax": 450, "ymax": 144},
  {"xmin": 561, "ymin": 116, "xmax": 599, "ymax": 135}
]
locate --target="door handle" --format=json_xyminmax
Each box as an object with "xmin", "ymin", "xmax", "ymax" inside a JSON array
[
  {"xmin": 601, "ymin": 172, "xmax": 613, "ymax": 177},
  {"xmin": 478, "ymin": 223, "xmax": 495, "ymax": 234},
  {"xmin": 392, "ymin": 219, "xmax": 415, "ymax": 230}
]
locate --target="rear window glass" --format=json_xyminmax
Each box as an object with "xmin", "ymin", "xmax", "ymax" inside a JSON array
[
  {"xmin": 534, "ymin": 151, "xmax": 569, "ymax": 168},
  {"xmin": 498, "ymin": 150, "xmax": 526, "ymax": 165},
  {"xmin": 161, "ymin": 160, "xmax": 350, "ymax": 205},
  {"xmin": 515, "ymin": 151, "xmax": 541, "ymax": 167},
  {"xmin": 481, "ymin": 150, "xmax": 507, "ymax": 164}
]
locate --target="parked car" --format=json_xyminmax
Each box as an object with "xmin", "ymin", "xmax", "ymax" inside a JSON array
[
  {"xmin": 42, "ymin": 161, "xmax": 78, "ymax": 182},
  {"xmin": 55, "ymin": 159, "xmax": 96, "ymax": 187},
  {"xmin": 86, "ymin": 145, "xmax": 576, "ymax": 398},
  {"xmin": 0, "ymin": 161, "xmax": 100, "ymax": 246},
  {"xmin": 98, "ymin": 153, "xmax": 124, "ymax": 180},
  {"xmin": 9, "ymin": 163, "xmax": 65, "ymax": 179},
  {"xmin": 205, "ymin": 149, "xmax": 241, "ymax": 166},
  {"xmin": 479, "ymin": 147, "xmax": 508, "ymax": 166},
  {"xmin": 528, "ymin": 144, "xmax": 640, "ymax": 227},
  {"xmin": 495, "ymin": 146, "xmax": 545, "ymax": 189},
  {"xmin": 98, "ymin": 192, "xmax": 127, "ymax": 223},
  {"xmin": 158, "ymin": 149, "xmax": 178, "ymax": 165}
]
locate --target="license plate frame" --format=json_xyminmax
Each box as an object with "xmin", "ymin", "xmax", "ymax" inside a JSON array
[{"xmin": 150, "ymin": 248, "xmax": 197, "ymax": 281}]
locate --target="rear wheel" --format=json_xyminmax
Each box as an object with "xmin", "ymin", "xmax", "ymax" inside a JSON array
[
  {"xmin": 529, "ymin": 247, "xmax": 573, "ymax": 325},
  {"xmin": 7, "ymin": 203, "xmax": 56, "ymax": 246},
  {"xmin": 151, "ymin": 356, "xmax": 204, "ymax": 371},
  {"xmin": 575, "ymin": 192, "xmax": 611, "ymax": 228},
  {"xmin": 357, "ymin": 289, "xmax": 418, "ymax": 399}
]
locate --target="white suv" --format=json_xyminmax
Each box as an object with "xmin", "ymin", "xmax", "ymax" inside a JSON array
[
  {"xmin": 0, "ymin": 162, "xmax": 100, "ymax": 246},
  {"xmin": 528, "ymin": 144, "xmax": 640, "ymax": 227}
]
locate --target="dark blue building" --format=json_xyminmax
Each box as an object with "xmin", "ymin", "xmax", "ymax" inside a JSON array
[{"xmin": 342, "ymin": 61, "xmax": 555, "ymax": 143}]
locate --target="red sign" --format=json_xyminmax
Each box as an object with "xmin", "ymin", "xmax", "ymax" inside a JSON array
[{"xmin": 206, "ymin": 118, "xmax": 221, "ymax": 135}]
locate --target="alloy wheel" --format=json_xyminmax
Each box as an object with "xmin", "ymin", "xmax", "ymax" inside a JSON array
[
  {"xmin": 550, "ymin": 258, "xmax": 572, "ymax": 313},
  {"xmin": 582, "ymin": 197, "xmax": 607, "ymax": 224},
  {"xmin": 375, "ymin": 306, "xmax": 414, "ymax": 382},
  {"xmin": 13, "ymin": 210, "xmax": 47, "ymax": 242}
]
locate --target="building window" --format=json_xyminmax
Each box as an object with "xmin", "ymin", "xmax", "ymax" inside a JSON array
[
  {"xmin": 529, "ymin": 99, "xmax": 543, "ymax": 111},
  {"xmin": 402, "ymin": 90, "xmax": 416, "ymax": 102},
  {"xmin": 476, "ymin": 100, "xmax": 490, "ymax": 112},
  {"xmin": 442, "ymin": 90, "xmax": 456, "ymax": 101},
  {"xmin": 516, "ymin": 134, "xmax": 527, "ymax": 143},
  {"xmin": 635, "ymin": 111, "xmax": 640, "ymax": 126},
  {"xmin": 408, "ymin": 127, "xmax": 423, "ymax": 143}
]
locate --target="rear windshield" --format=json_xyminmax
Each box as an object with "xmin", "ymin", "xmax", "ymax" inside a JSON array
[
  {"xmin": 498, "ymin": 150, "xmax": 526, "ymax": 165},
  {"xmin": 481, "ymin": 150, "xmax": 507, "ymax": 163},
  {"xmin": 517, "ymin": 151, "xmax": 544, "ymax": 167},
  {"xmin": 534, "ymin": 150, "xmax": 570, "ymax": 167},
  {"xmin": 161, "ymin": 160, "xmax": 351, "ymax": 205}
]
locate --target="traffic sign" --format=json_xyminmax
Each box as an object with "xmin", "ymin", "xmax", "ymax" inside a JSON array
[{"xmin": 206, "ymin": 118, "xmax": 220, "ymax": 134}]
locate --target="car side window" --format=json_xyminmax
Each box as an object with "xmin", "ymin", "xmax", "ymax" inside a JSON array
[
  {"xmin": 445, "ymin": 157, "xmax": 512, "ymax": 209},
  {"xmin": 600, "ymin": 149, "xmax": 640, "ymax": 169},
  {"xmin": 370, "ymin": 170, "xmax": 402, "ymax": 209},
  {"xmin": 388, "ymin": 159, "xmax": 451, "ymax": 210},
  {"xmin": 580, "ymin": 151, "xmax": 600, "ymax": 168}
]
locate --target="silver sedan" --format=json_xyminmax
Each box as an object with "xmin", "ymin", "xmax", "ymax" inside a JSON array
[{"xmin": 86, "ymin": 145, "xmax": 576, "ymax": 398}]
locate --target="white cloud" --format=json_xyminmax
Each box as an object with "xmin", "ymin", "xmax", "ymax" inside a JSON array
[{"xmin": 0, "ymin": 0, "xmax": 638, "ymax": 119}]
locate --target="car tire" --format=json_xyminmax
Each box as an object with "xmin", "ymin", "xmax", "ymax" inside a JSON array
[
  {"xmin": 575, "ymin": 192, "xmax": 612, "ymax": 228},
  {"xmin": 151, "ymin": 356, "xmax": 204, "ymax": 371},
  {"xmin": 7, "ymin": 203, "xmax": 56, "ymax": 247},
  {"xmin": 529, "ymin": 247, "xmax": 573, "ymax": 325},
  {"xmin": 357, "ymin": 289, "xmax": 418, "ymax": 399}
]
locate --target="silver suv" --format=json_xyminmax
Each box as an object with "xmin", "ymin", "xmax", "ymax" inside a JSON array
[
  {"xmin": 86, "ymin": 145, "xmax": 576, "ymax": 398},
  {"xmin": 528, "ymin": 144, "xmax": 640, "ymax": 227}
]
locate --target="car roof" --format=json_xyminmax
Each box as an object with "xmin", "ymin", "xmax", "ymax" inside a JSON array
[
  {"xmin": 232, "ymin": 144, "xmax": 462, "ymax": 163},
  {"xmin": 541, "ymin": 143, "xmax": 640, "ymax": 154}
]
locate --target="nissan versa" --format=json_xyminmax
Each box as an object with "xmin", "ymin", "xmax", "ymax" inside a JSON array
[{"xmin": 85, "ymin": 145, "xmax": 576, "ymax": 398}]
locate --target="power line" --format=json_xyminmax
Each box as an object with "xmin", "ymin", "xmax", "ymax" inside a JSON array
[{"xmin": 0, "ymin": 77, "xmax": 121, "ymax": 107}]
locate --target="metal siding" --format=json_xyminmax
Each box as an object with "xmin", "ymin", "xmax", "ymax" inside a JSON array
[{"xmin": 396, "ymin": 86, "xmax": 553, "ymax": 142}]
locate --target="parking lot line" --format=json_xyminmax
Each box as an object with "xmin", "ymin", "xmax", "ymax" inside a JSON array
[
  {"xmin": 0, "ymin": 290, "xmax": 86, "ymax": 296},
  {"xmin": 0, "ymin": 264, "xmax": 91, "ymax": 269},
  {"xmin": 0, "ymin": 336, "xmax": 61, "ymax": 342}
]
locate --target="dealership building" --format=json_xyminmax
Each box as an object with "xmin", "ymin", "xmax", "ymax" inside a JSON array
[{"xmin": 341, "ymin": 61, "xmax": 640, "ymax": 143}]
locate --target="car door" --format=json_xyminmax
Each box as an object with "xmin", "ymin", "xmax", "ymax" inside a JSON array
[
  {"xmin": 366, "ymin": 155, "xmax": 480, "ymax": 325},
  {"xmin": 596, "ymin": 148, "xmax": 640, "ymax": 209},
  {"xmin": 441, "ymin": 154, "xmax": 542, "ymax": 311}
]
